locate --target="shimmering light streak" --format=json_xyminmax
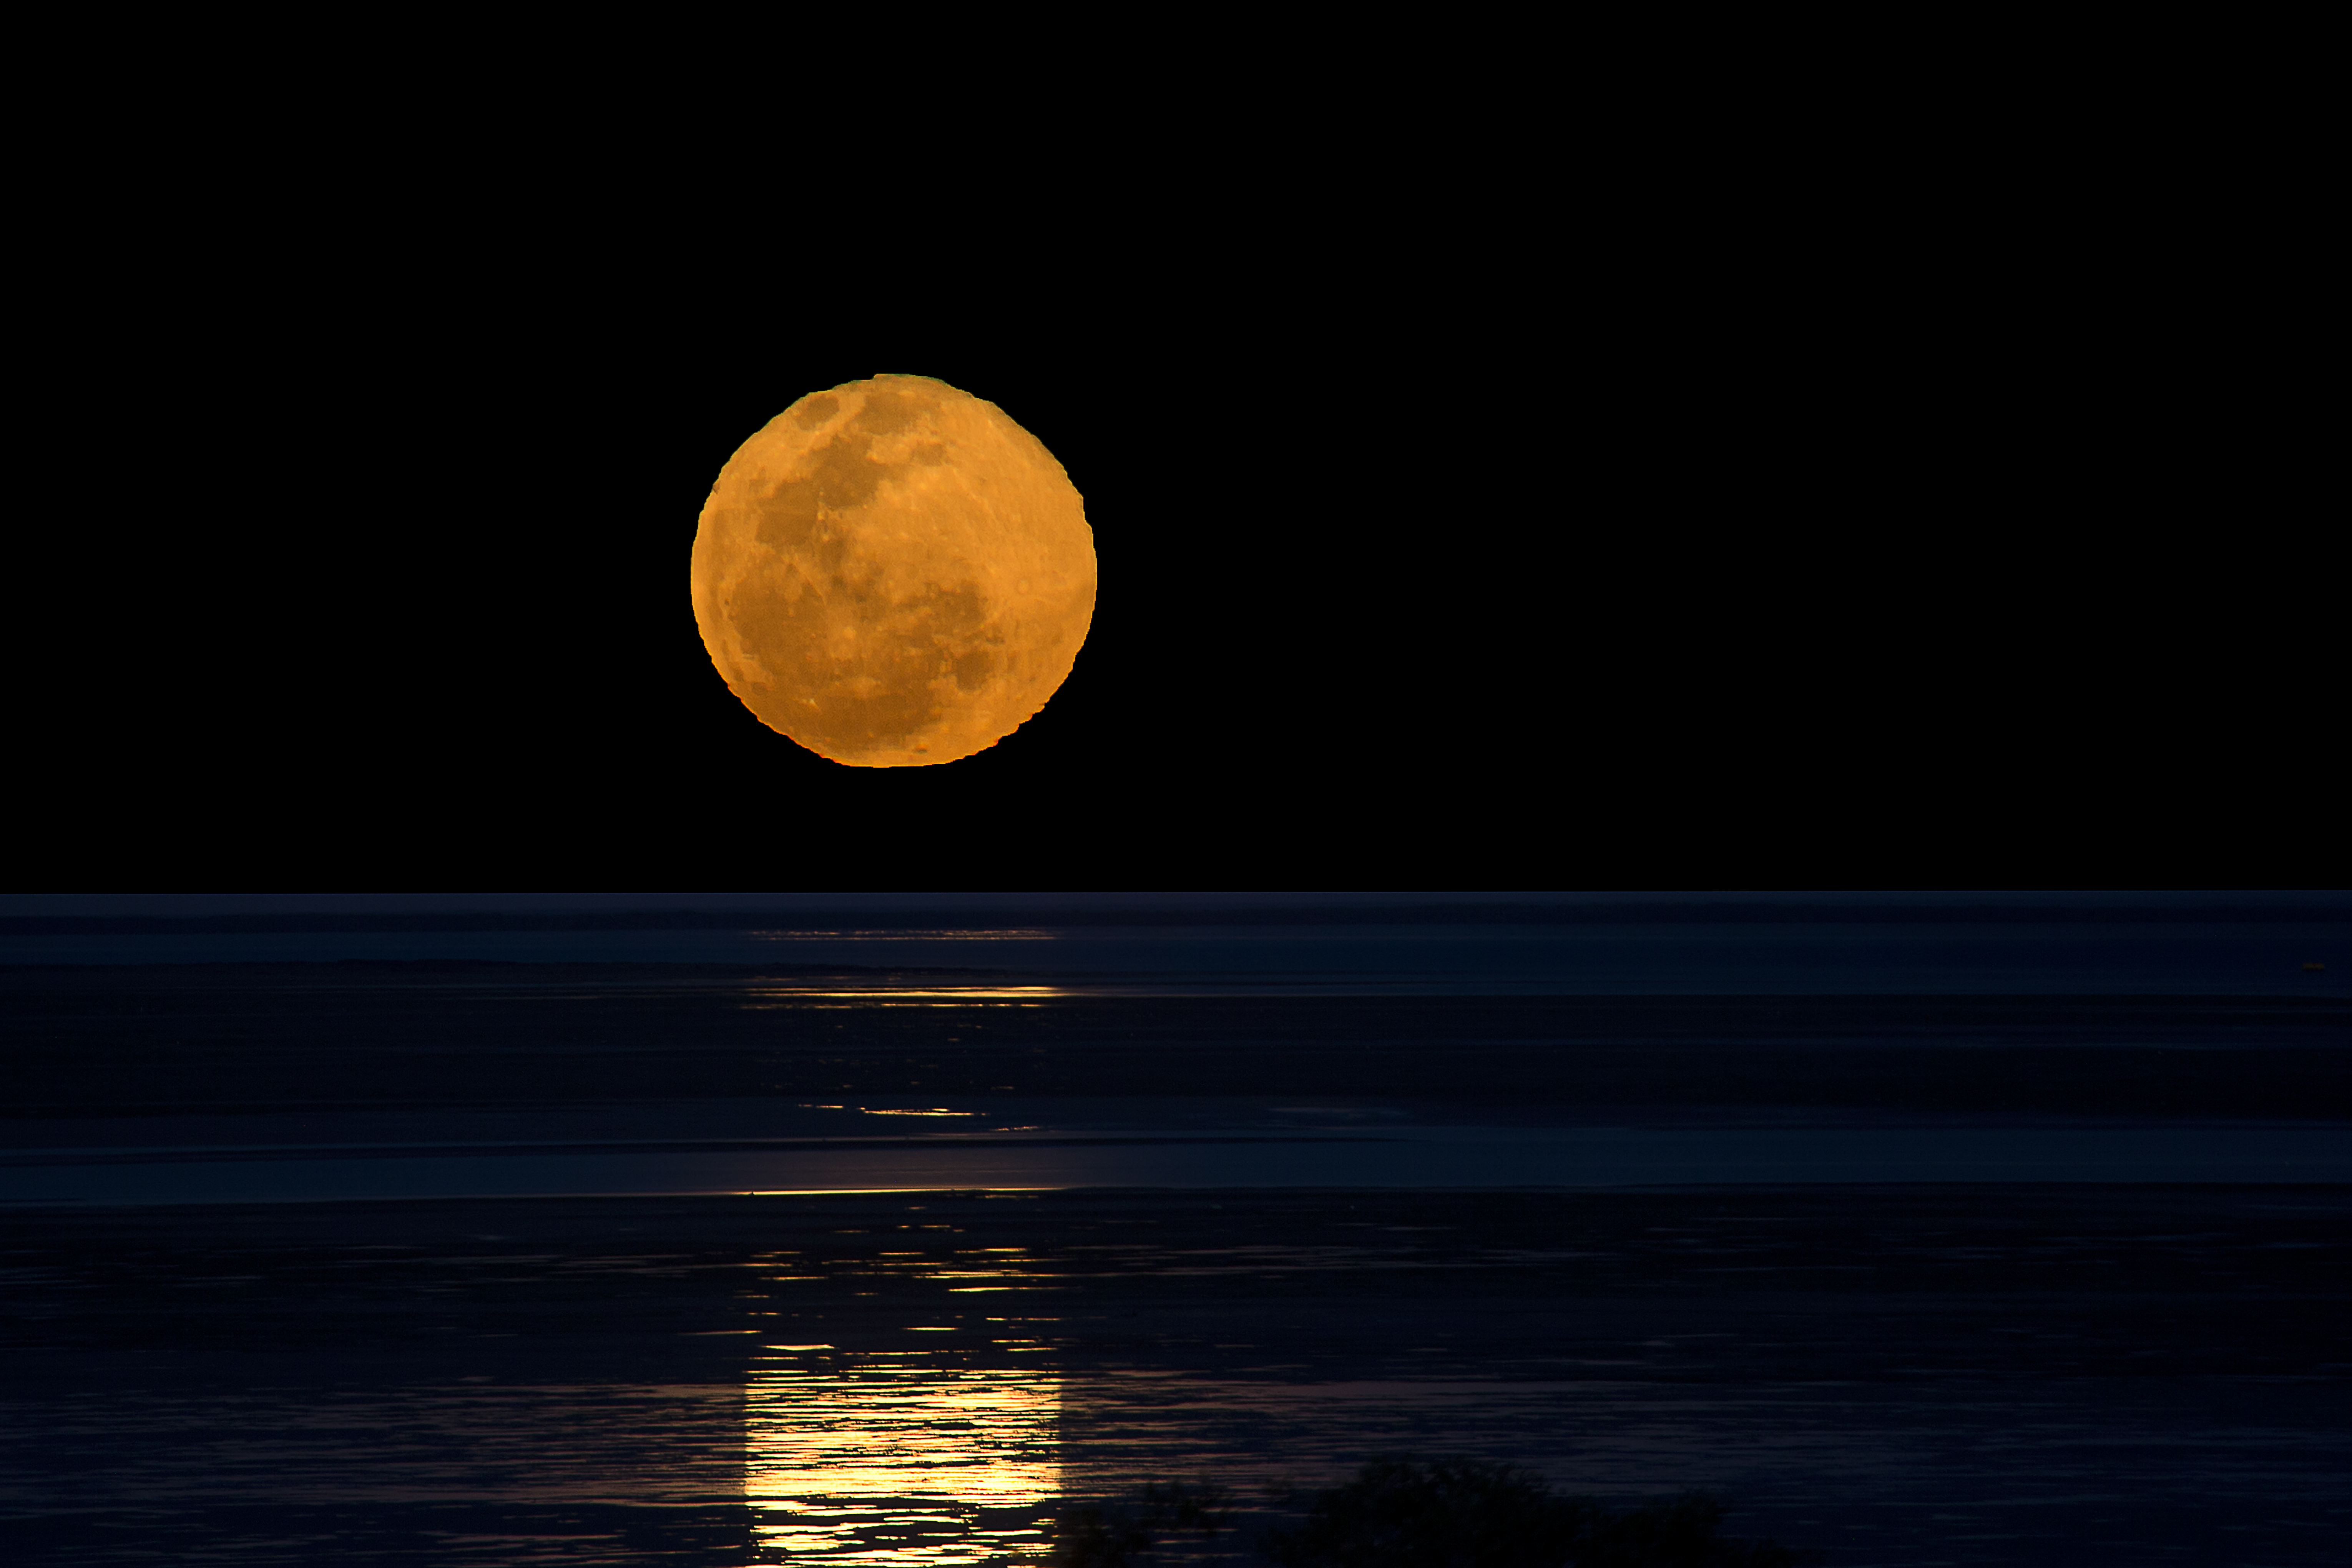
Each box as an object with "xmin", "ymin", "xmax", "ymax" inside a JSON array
[
  {"xmin": 741, "ymin": 985, "xmax": 1068, "ymax": 1008},
  {"xmin": 746, "ymin": 931, "xmax": 1062, "ymax": 942},
  {"xmin": 747, "ymin": 1353, "xmax": 1061, "ymax": 1563}
]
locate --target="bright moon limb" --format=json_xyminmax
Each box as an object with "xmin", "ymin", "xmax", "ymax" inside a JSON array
[{"xmin": 691, "ymin": 374, "xmax": 1096, "ymax": 767}]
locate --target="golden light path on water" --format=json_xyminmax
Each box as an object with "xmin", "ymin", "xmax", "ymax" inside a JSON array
[
  {"xmin": 746, "ymin": 931, "xmax": 1063, "ymax": 942},
  {"xmin": 740, "ymin": 986, "xmax": 1068, "ymax": 1010},
  {"xmin": 747, "ymin": 1351, "xmax": 1062, "ymax": 1563}
]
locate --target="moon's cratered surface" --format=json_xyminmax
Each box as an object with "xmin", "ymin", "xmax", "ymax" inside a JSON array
[{"xmin": 690, "ymin": 375, "xmax": 1096, "ymax": 767}]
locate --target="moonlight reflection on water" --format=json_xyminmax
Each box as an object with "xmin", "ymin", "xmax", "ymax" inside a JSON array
[{"xmin": 746, "ymin": 1351, "xmax": 1061, "ymax": 1563}]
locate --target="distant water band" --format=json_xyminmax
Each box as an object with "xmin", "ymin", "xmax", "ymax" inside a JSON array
[{"xmin": 6, "ymin": 1126, "xmax": 2350, "ymax": 1206}]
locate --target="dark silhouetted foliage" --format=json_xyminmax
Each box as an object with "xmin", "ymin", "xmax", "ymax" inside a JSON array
[
  {"xmin": 1572, "ymin": 1491, "xmax": 1821, "ymax": 1567},
  {"xmin": 1262, "ymin": 1458, "xmax": 1821, "ymax": 1568},
  {"xmin": 1049, "ymin": 1480, "xmax": 1236, "ymax": 1566},
  {"xmin": 1263, "ymin": 1457, "xmax": 1591, "ymax": 1566}
]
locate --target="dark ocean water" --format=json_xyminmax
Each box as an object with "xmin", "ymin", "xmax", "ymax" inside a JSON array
[
  {"xmin": 4, "ymin": 914, "xmax": 2346, "ymax": 994},
  {"xmin": 3, "ymin": 897, "xmax": 2347, "ymax": 1564}
]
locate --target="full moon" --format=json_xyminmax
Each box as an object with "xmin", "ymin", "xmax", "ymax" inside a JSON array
[{"xmin": 690, "ymin": 375, "xmax": 1096, "ymax": 767}]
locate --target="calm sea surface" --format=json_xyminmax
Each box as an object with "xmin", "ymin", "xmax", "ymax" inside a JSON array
[
  {"xmin": 3, "ymin": 902, "xmax": 2347, "ymax": 1564},
  {"xmin": 3, "ymin": 917, "xmax": 2345, "ymax": 993}
]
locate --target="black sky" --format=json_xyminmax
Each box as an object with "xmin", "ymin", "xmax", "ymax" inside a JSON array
[{"xmin": 24, "ymin": 259, "xmax": 2331, "ymax": 892}]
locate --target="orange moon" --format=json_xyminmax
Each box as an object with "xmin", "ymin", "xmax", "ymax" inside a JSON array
[{"xmin": 690, "ymin": 375, "xmax": 1096, "ymax": 767}]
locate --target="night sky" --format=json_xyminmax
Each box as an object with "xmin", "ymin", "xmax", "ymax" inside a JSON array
[{"xmin": 22, "ymin": 288, "xmax": 2334, "ymax": 894}]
